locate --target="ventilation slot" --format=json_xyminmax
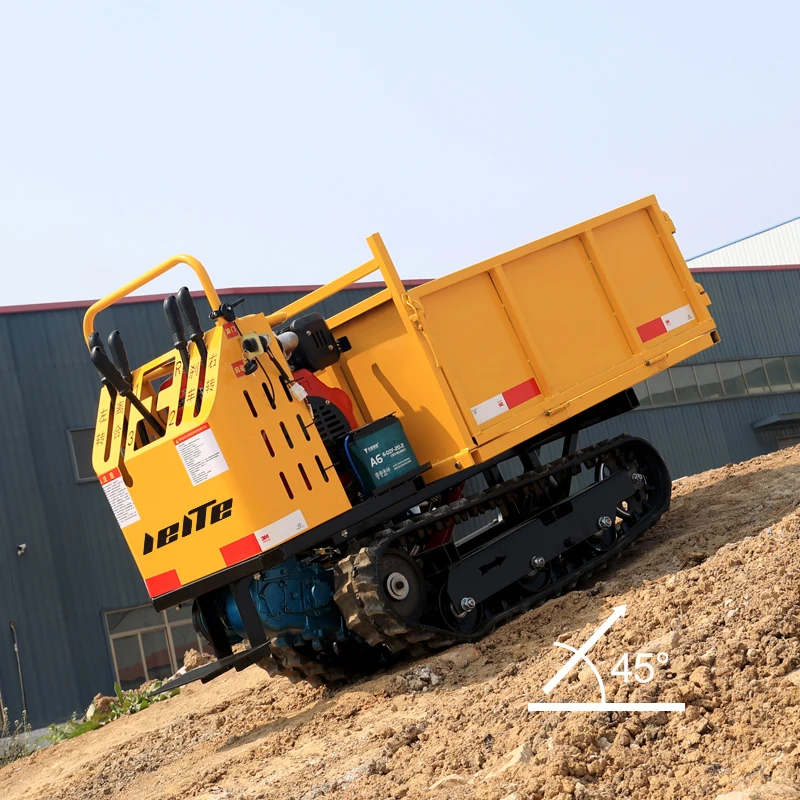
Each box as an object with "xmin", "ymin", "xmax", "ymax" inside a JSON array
[
  {"xmin": 297, "ymin": 414, "xmax": 311, "ymax": 441},
  {"xmin": 261, "ymin": 430, "xmax": 275, "ymax": 457},
  {"xmin": 298, "ymin": 463, "xmax": 312, "ymax": 490},
  {"xmin": 280, "ymin": 421, "xmax": 294, "ymax": 449},
  {"xmin": 281, "ymin": 378, "xmax": 294, "ymax": 403},
  {"xmin": 315, "ymin": 455, "xmax": 330, "ymax": 483},
  {"xmin": 279, "ymin": 472, "xmax": 294, "ymax": 499},
  {"xmin": 243, "ymin": 390, "xmax": 258, "ymax": 417},
  {"xmin": 262, "ymin": 381, "xmax": 276, "ymax": 410}
]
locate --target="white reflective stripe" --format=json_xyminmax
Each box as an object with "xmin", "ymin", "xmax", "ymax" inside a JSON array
[
  {"xmin": 254, "ymin": 510, "xmax": 308, "ymax": 551},
  {"xmin": 661, "ymin": 304, "xmax": 694, "ymax": 331},
  {"xmin": 471, "ymin": 394, "xmax": 509, "ymax": 425}
]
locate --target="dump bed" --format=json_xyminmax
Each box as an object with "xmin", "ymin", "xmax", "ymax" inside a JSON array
[{"xmin": 311, "ymin": 195, "xmax": 717, "ymax": 478}]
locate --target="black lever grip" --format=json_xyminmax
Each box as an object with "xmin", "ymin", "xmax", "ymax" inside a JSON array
[
  {"xmin": 177, "ymin": 286, "xmax": 208, "ymax": 360},
  {"xmin": 90, "ymin": 346, "xmax": 129, "ymax": 394},
  {"xmin": 176, "ymin": 287, "xmax": 202, "ymax": 339},
  {"xmin": 89, "ymin": 331, "xmax": 105, "ymax": 353},
  {"xmin": 89, "ymin": 331, "xmax": 116, "ymax": 397},
  {"xmin": 91, "ymin": 347, "xmax": 166, "ymax": 436},
  {"xmin": 108, "ymin": 330, "xmax": 133, "ymax": 384},
  {"xmin": 163, "ymin": 295, "xmax": 189, "ymax": 369}
]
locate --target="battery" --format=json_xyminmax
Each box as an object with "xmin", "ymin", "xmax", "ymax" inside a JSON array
[{"xmin": 345, "ymin": 415, "xmax": 420, "ymax": 496}]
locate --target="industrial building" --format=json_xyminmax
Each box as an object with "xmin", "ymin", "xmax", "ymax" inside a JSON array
[{"xmin": 2, "ymin": 217, "xmax": 799, "ymax": 727}]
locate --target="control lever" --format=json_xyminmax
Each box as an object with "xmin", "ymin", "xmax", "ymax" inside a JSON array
[
  {"xmin": 89, "ymin": 331, "xmax": 116, "ymax": 399},
  {"xmin": 90, "ymin": 347, "xmax": 165, "ymax": 437},
  {"xmin": 176, "ymin": 286, "xmax": 208, "ymax": 362},
  {"xmin": 107, "ymin": 330, "xmax": 133, "ymax": 384},
  {"xmin": 163, "ymin": 295, "xmax": 189, "ymax": 371}
]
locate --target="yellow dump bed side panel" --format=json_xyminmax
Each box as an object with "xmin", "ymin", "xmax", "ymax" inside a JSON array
[{"xmin": 408, "ymin": 196, "xmax": 716, "ymax": 455}]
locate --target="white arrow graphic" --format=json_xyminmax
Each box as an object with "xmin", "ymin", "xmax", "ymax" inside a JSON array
[{"xmin": 542, "ymin": 605, "xmax": 626, "ymax": 695}]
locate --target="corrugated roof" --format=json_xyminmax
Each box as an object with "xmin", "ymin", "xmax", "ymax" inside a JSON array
[{"xmin": 689, "ymin": 216, "xmax": 800, "ymax": 269}]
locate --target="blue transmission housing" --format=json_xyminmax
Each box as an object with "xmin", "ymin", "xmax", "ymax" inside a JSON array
[{"xmin": 220, "ymin": 558, "xmax": 352, "ymax": 651}]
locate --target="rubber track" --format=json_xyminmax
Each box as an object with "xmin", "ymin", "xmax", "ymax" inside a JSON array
[{"xmin": 267, "ymin": 435, "xmax": 670, "ymax": 684}]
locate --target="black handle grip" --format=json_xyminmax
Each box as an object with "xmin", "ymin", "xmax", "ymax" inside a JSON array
[
  {"xmin": 177, "ymin": 287, "xmax": 202, "ymax": 339},
  {"xmin": 108, "ymin": 330, "xmax": 133, "ymax": 384},
  {"xmin": 89, "ymin": 331, "xmax": 105, "ymax": 353},
  {"xmin": 164, "ymin": 295, "xmax": 189, "ymax": 369},
  {"xmin": 163, "ymin": 295, "xmax": 186, "ymax": 348},
  {"xmin": 90, "ymin": 347, "xmax": 128, "ymax": 394},
  {"xmin": 177, "ymin": 286, "xmax": 208, "ymax": 361}
]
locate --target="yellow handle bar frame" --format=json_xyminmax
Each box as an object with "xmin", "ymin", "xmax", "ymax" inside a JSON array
[
  {"xmin": 82, "ymin": 254, "xmax": 289, "ymax": 347},
  {"xmin": 83, "ymin": 255, "xmax": 221, "ymax": 347}
]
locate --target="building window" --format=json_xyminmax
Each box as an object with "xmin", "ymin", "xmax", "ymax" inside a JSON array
[
  {"xmin": 741, "ymin": 359, "xmax": 769, "ymax": 393},
  {"xmin": 634, "ymin": 356, "xmax": 800, "ymax": 409},
  {"xmin": 694, "ymin": 363, "xmax": 723, "ymax": 399},
  {"xmin": 718, "ymin": 361, "xmax": 747, "ymax": 396},
  {"xmin": 671, "ymin": 366, "xmax": 701, "ymax": 403},
  {"xmin": 105, "ymin": 604, "xmax": 207, "ymax": 690},
  {"xmin": 646, "ymin": 371, "xmax": 676, "ymax": 405},
  {"xmin": 68, "ymin": 428, "xmax": 98, "ymax": 482},
  {"xmin": 765, "ymin": 357, "xmax": 792, "ymax": 391}
]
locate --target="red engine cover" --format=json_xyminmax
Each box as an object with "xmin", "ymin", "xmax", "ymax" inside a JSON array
[{"xmin": 291, "ymin": 368, "xmax": 358, "ymax": 429}]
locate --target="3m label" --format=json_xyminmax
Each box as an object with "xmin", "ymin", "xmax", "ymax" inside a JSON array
[
  {"xmin": 637, "ymin": 304, "xmax": 695, "ymax": 343},
  {"xmin": 254, "ymin": 510, "xmax": 308, "ymax": 552},
  {"xmin": 99, "ymin": 468, "xmax": 140, "ymax": 528},
  {"xmin": 471, "ymin": 378, "xmax": 541, "ymax": 426},
  {"xmin": 174, "ymin": 423, "xmax": 229, "ymax": 486}
]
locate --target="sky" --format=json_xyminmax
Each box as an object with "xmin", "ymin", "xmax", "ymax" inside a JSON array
[{"xmin": 0, "ymin": 1, "xmax": 798, "ymax": 305}]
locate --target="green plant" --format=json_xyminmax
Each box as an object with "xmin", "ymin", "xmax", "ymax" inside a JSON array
[
  {"xmin": 0, "ymin": 710, "xmax": 33, "ymax": 766},
  {"xmin": 44, "ymin": 681, "xmax": 179, "ymax": 745}
]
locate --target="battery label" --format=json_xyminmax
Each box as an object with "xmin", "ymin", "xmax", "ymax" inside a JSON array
[
  {"xmin": 174, "ymin": 423, "xmax": 229, "ymax": 486},
  {"xmin": 99, "ymin": 468, "xmax": 140, "ymax": 528},
  {"xmin": 254, "ymin": 510, "xmax": 308, "ymax": 551}
]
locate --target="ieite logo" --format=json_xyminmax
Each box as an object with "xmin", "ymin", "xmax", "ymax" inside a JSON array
[{"xmin": 142, "ymin": 498, "xmax": 233, "ymax": 555}]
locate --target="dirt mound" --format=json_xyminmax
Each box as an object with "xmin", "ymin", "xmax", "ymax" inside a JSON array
[{"xmin": 4, "ymin": 446, "xmax": 800, "ymax": 800}]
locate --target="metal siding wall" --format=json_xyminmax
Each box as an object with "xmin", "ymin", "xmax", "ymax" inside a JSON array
[
  {"xmin": 0, "ymin": 286, "xmax": 380, "ymax": 727},
  {"xmin": 686, "ymin": 271, "xmax": 800, "ymax": 364},
  {"xmin": 585, "ymin": 391, "xmax": 800, "ymax": 479}
]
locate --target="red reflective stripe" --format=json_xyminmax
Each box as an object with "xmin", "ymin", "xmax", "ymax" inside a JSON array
[
  {"xmin": 220, "ymin": 534, "xmax": 260, "ymax": 566},
  {"xmin": 145, "ymin": 570, "xmax": 181, "ymax": 597},
  {"xmin": 502, "ymin": 378, "xmax": 541, "ymax": 409},
  {"xmin": 637, "ymin": 317, "xmax": 668, "ymax": 342}
]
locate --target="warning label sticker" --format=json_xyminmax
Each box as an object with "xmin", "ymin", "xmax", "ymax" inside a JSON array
[
  {"xmin": 174, "ymin": 423, "xmax": 229, "ymax": 486},
  {"xmin": 99, "ymin": 468, "xmax": 140, "ymax": 528},
  {"xmin": 254, "ymin": 510, "xmax": 308, "ymax": 552}
]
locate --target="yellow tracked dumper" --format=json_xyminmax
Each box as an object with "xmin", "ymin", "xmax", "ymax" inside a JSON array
[{"xmin": 83, "ymin": 195, "xmax": 718, "ymax": 686}]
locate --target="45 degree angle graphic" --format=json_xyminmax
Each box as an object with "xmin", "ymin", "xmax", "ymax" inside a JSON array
[{"xmin": 528, "ymin": 605, "xmax": 685, "ymax": 713}]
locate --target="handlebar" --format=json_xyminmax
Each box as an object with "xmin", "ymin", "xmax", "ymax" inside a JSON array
[{"xmin": 82, "ymin": 254, "xmax": 222, "ymax": 347}]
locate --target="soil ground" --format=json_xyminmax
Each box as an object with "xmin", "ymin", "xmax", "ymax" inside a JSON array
[{"xmin": 4, "ymin": 446, "xmax": 800, "ymax": 800}]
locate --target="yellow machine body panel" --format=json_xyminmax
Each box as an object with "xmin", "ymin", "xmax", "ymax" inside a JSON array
[
  {"xmin": 85, "ymin": 195, "xmax": 717, "ymax": 600},
  {"xmin": 90, "ymin": 313, "xmax": 351, "ymax": 597}
]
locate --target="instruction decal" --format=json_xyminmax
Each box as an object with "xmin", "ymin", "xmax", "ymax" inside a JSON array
[
  {"xmin": 99, "ymin": 467, "xmax": 140, "ymax": 528},
  {"xmin": 174, "ymin": 422, "xmax": 229, "ymax": 486}
]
